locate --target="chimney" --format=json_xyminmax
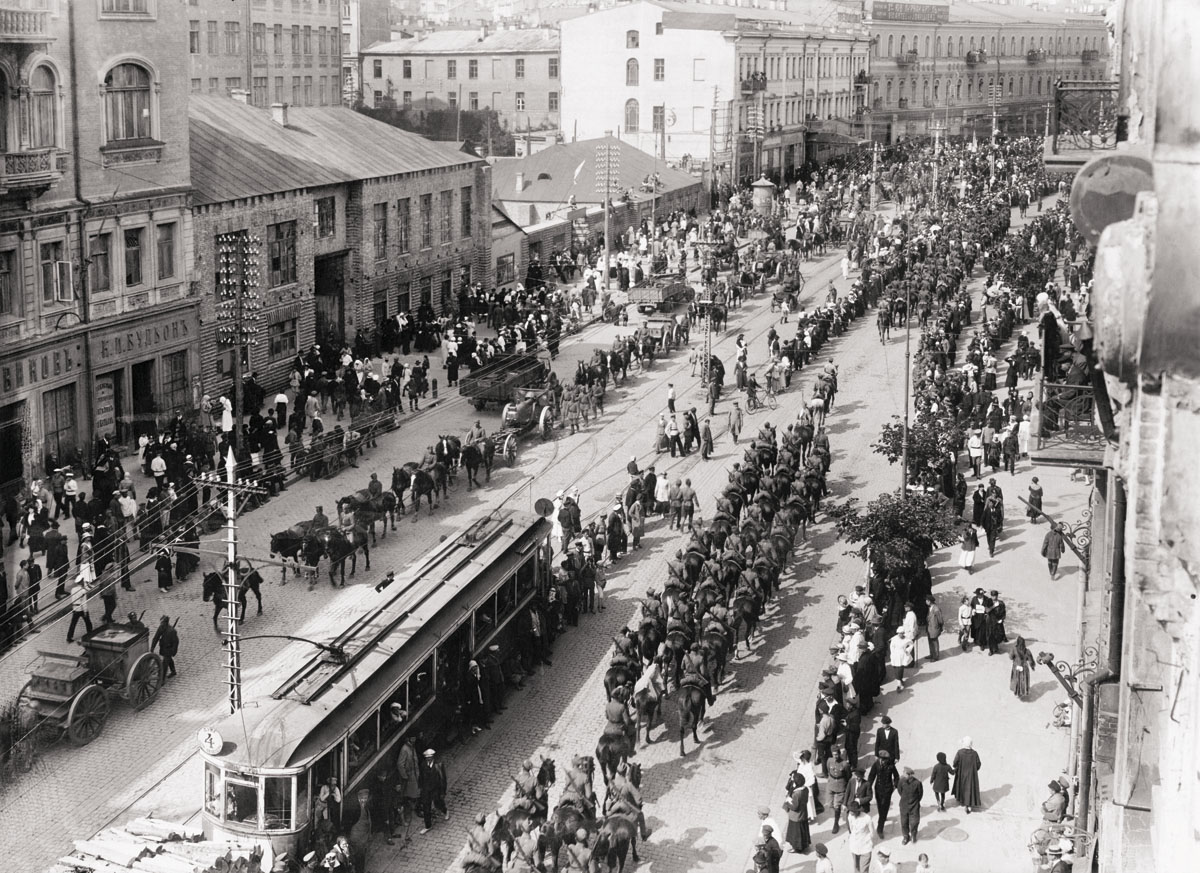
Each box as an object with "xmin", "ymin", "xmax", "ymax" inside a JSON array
[
  {"xmin": 230, "ymin": 88, "xmax": 250, "ymax": 104},
  {"xmin": 480, "ymin": 23, "xmax": 489, "ymax": 40},
  {"xmin": 271, "ymin": 103, "xmax": 289, "ymax": 126},
  {"xmin": 515, "ymin": 171, "xmax": 525, "ymax": 193}
]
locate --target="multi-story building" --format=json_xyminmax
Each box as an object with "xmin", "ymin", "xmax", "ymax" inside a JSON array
[
  {"xmin": 864, "ymin": 0, "xmax": 1108, "ymax": 141},
  {"xmin": 559, "ymin": 0, "xmax": 871, "ymax": 188},
  {"xmin": 189, "ymin": 96, "xmax": 490, "ymax": 393},
  {"xmin": 185, "ymin": 0, "xmax": 342, "ymax": 108},
  {"xmin": 0, "ymin": 0, "xmax": 195, "ymax": 489},
  {"xmin": 360, "ymin": 27, "xmax": 560, "ymax": 131},
  {"xmin": 340, "ymin": 0, "xmax": 391, "ymax": 106}
]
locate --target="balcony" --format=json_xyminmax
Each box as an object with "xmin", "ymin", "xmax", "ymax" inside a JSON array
[
  {"xmin": 895, "ymin": 51, "xmax": 919, "ymax": 68},
  {"xmin": 965, "ymin": 49, "xmax": 987, "ymax": 67},
  {"xmin": 1081, "ymin": 49, "xmax": 1100, "ymax": 64},
  {"xmin": 854, "ymin": 70, "xmax": 870, "ymax": 86},
  {"xmin": 897, "ymin": 98, "xmax": 909, "ymax": 109},
  {"xmin": 1026, "ymin": 49, "xmax": 1047, "ymax": 65},
  {"xmin": 1030, "ymin": 378, "xmax": 1108, "ymax": 467},
  {"xmin": 740, "ymin": 72, "xmax": 767, "ymax": 96},
  {"xmin": 0, "ymin": 147, "xmax": 63, "ymax": 196},
  {"xmin": 0, "ymin": 2, "xmax": 52, "ymax": 44}
]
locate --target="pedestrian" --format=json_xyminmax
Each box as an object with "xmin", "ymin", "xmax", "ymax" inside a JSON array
[
  {"xmin": 1041, "ymin": 522, "xmax": 1066, "ymax": 579},
  {"xmin": 667, "ymin": 382, "xmax": 676, "ymax": 414},
  {"xmin": 867, "ymin": 749, "xmax": 899, "ymax": 836},
  {"xmin": 951, "ymin": 737, "xmax": 982, "ymax": 813},
  {"xmin": 66, "ymin": 575, "xmax": 94, "ymax": 643},
  {"xmin": 985, "ymin": 589, "xmax": 1007, "ymax": 655},
  {"xmin": 668, "ymin": 479, "xmax": 683, "ymax": 530},
  {"xmin": 729, "ymin": 401, "xmax": 743, "ymax": 443},
  {"xmin": 680, "ymin": 478, "xmax": 699, "ymax": 531},
  {"xmin": 915, "ymin": 852, "xmax": 934, "ymax": 873},
  {"xmin": 151, "ymin": 615, "xmax": 180, "ymax": 678},
  {"xmin": 845, "ymin": 800, "xmax": 874, "ymax": 873},
  {"xmin": 825, "ymin": 745, "xmax": 850, "ymax": 834},
  {"xmin": 758, "ymin": 827, "xmax": 784, "ymax": 873},
  {"xmin": 701, "ymin": 419, "xmax": 714, "ymax": 460},
  {"xmin": 897, "ymin": 766, "xmax": 923, "ymax": 844},
  {"xmin": 971, "ymin": 484, "xmax": 986, "ymax": 525},
  {"xmin": 958, "ymin": 523, "xmax": 978, "ymax": 574},
  {"xmin": 813, "ymin": 842, "xmax": 833, "ymax": 873},
  {"xmin": 874, "ymin": 715, "xmax": 900, "ymax": 761},
  {"xmin": 929, "ymin": 752, "xmax": 953, "ymax": 812},
  {"xmin": 667, "ymin": 416, "xmax": 683, "ymax": 457},
  {"xmin": 981, "ymin": 491, "xmax": 1003, "ymax": 556},
  {"xmin": 888, "ymin": 629, "xmax": 914, "ymax": 692},
  {"xmin": 784, "ymin": 774, "xmax": 811, "ymax": 853},
  {"xmin": 155, "ymin": 548, "xmax": 174, "ymax": 593},
  {"xmin": 755, "ymin": 804, "xmax": 782, "ymax": 847},
  {"xmin": 417, "ymin": 747, "xmax": 449, "ymax": 834},
  {"xmin": 925, "ymin": 595, "xmax": 944, "ymax": 662},
  {"xmin": 1009, "ymin": 635, "xmax": 1036, "ymax": 699},
  {"xmin": 1027, "ymin": 476, "xmax": 1044, "ymax": 522},
  {"xmin": 956, "ymin": 595, "xmax": 973, "ymax": 652},
  {"xmin": 874, "ymin": 847, "xmax": 897, "ymax": 873}
]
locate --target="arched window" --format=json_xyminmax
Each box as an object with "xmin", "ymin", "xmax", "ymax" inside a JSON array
[
  {"xmin": 886, "ymin": 80, "xmax": 893, "ymax": 104},
  {"xmin": 989, "ymin": 36, "xmax": 996, "ymax": 55},
  {"xmin": 935, "ymin": 36, "xmax": 942, "ymax": 57},
  {"xmin": 969, "ymin": 37, "xmax": 975, "ymax": 50},
  {"xmin": 924, "ymin": 36, "xmax": 930, "ymax": 56},
  {"xmin": 624, "ymin": 98, "xmax": 639, "ymax": 133},
  {"xmin": 1010, "ymin": 37, "xmax": 1016, "ymax": 55},
  {"xmin": 967, "ymin": 80, "xmax": 972, "ymax": 99},
  {"xmin": 978, "ymin": 76, "xmax": 985, "ymax": 95},
  {"xmin": 956, "ymin": 78, "xmax": 962, "ymax": 100},
  {"xmin": 625, "ymin": 30, "xmax": 639, "ymax": 49},
  {"xmin": 898, "ymin": 80, "xmax": 905, "ymax": 102},
  {"xmin": 626, "ymin": 58, "xmax": 639, "ymax": 86},
  {"xmin": 1039, "ymin": 36, "xmax": 1044, "ymax": 50},
  {"xmin": 887, "ymin": 35, "xmax": 894, "ymax": 56},
  {"xmin": 30, "ymin": 65, "xmax": 58, "ymax": 149},
  {"xmin": 103, "ymin": 62, "xmax": 153, "ymax": 142},
  {"xmin": 933, "ymin": 79, "xmax": 940, "ymax": 102},
  {"xmin": 923, "ymin": 80, "xmax": 930, "ymax": 104},
  {"xmin": 958, "ymin": 37, "xmax": 964, "ymax": 56},
  {"xmin": 900, "ymin": 35, "xmax": 906, "ymax": 54},
  {"xmin": 1036, "ymin": 77, "xmax": 1042, "ymax": 96},
  {"xmin": 1056, "ymin": 37, "xmax": 1062, "ymax": 54},
  {"xmin": 1018, "ymin": 76, "xmax": 1023, "ymax": 96}
]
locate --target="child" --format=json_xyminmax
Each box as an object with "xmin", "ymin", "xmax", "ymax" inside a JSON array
[
  {"xmin": 930, "ymin": 752, "xmax": 955, "ymax": 812},
  {"xmin": 916, "ymin": 853, "xmax": 933, "ymax": 873}
]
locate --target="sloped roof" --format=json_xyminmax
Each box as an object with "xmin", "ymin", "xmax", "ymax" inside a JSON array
[
  {"xmin": 489, "ymin": 136, "xmax": 700, "ymax": 205},
  {"xmin": 189, "ymin": 96, "xmax": 480, "ymax": 204},
  {"xmin": 647, "ymin": 0, "xmax": 863, "ymax": 34},
  {"xmin": 364, "ymin": 28, "xmax": 559, "ymax": 56},
  {"xmin": 947, "ymin": 1, "xmax": 1104, "ymax": 25}
]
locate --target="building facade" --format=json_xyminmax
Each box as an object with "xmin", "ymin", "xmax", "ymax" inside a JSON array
[
  {"xmin": 0, "ymin": 0, "xmax": 196, "ymax": 491},
  {"xmin": 188, "ymin": 97, "xmax": 490, "ymax": 394},
  {"xmin": 341, "ymin": 0, "xmax": 391, "ymax": 106},
  {"xmin": 185, "ymin": 0, "xmax": 342, "ymax": 107},
  {"xmin": 864, "ymin": 1, "xmax": 1109, "ymax": 142},
  {"xmin": 559, "ymin": 0, "xmax": 870, "ymax": 188},
  {"xmin": 360, "ymin": 27, "xmax": 560, "ymax": 131}
]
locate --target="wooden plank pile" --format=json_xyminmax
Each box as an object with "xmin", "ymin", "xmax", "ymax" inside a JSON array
[{"xmin": 46, "ymin": 819, "xmax": 266, "ymax": 873}]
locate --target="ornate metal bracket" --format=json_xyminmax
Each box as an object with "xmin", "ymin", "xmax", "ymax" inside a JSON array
[{"xmin": 1037, "ymin": 645, "xmax": 1099, "ymax": 706}]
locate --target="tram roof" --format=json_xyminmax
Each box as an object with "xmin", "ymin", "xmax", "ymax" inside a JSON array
[{"xmin": 205, "ymin": 510, "xmax": 549, "ymax": 771}]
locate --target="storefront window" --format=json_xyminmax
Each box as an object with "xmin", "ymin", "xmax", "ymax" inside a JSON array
[
  {"xmin": 269, "ymin": 318, "xmax": 298, "ymax": 361},
  {"xmin": 263, "ymin": 776, "xmax": 293, "ymax": 830}
]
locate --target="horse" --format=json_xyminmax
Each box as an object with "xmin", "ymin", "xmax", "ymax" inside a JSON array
[
  {"xmin": 460, "ymin": 442, "xmax": 487, "ymax": 490},
  {"xmin": 603, "ymin": 659, "xmax": 639, "ymax": 701},
  {"xmin": 595, "ymin": 731, "xmax": 635, "ymax": 786},
  {"xmin": 237, "ymin": 565, "xmax": 265, "ymax": 617},
  {"xmin": 731, "ymin": 590, "xmax": 763, "ymax": 656},
  {"xmin": 540, "ymin": 800, "xmax": 597, "ymax": 873},
  {"xmin": 636, "ymin": 615, "xmax": 664, "ymax": 666},
  {"xmin": 592, "ymin": 813, "xmax": 641, "ymax": 873},
  {"xmin": 392, "ymin": 464, "xmax": 439, "ymax": 519},
  {"xmin": 268, "ymin": 524, "xmax": 314, "ymax": 582},
  {"xmin": 435, "ymin": 435, "xmax": 462, "ymax": 480},
  {"xmin": 308, "ymin": 526, "xmax": 370, "ymax": 585},
  {"xmin": 632, "ymin": 657, "xmax": 665, "ymax": 745},
  {"xmin": 496, "ymin": 758, "xmax": 557, "ymax": 860},
  {"xmin": 340, "ymin": 490, "xmax": 395, "ymax": 544},
  {"xmin": 677, "ymin": 680, "xmax": 708, "ymax": 755},
  {"xmin": 202, "ymin": 571, "xmax": 227, "ymax": 635},
  {"xmin": 877, "ymin": 307, "xmax": 891, "ymax": 343}
]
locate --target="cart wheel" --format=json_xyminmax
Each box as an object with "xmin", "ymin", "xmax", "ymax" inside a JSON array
[
  {"xmin": 503, "ymin": 435, "xmax": 517, "ymax": 466},
  {"xmin": 501, "ymin": 403, "xmax": 516, "ymax": 426},
  {"xmin": 539, "ymin": 408, "xmax": 552, "ymax": 441},
  {"xmin": 67, "ymin": 685, "xmax": 110, "ymax": 747},
  {"xmin": 127, "ymin": 652, "xmax": 164, "ymax": 711}
]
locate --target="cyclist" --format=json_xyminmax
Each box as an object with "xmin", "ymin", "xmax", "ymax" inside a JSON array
[{"xmin": 745, "ymin": 373, "xmax": 761, "ymax": 411}]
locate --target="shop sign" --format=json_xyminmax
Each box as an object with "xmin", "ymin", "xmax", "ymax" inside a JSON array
[
  {"xmin": 873, "ymin": 2, "xmax": 950, "ymax": 24},
  {"xmin": 94, "ymin": 375, "xmax": 116, "ymax": 439},
  {"xmin": 0, "ymin": 342, "xmax": 84, "ymax": 401},
  {"xmin": 91, "ymin": 314, "xmax": 195, "ymax": 365}
]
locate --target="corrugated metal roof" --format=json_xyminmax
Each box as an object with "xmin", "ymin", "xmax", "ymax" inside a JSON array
[
  {"xmin": 189, "ymin": 96, "xmax": 481, "ymax": 205},
  {"xmin": 365, "ymin": 28, "xmax": 559, "ymax": 56},
  {"xmin": 489, "ymin": 136, "xmax": 701, "ymax": 206}
]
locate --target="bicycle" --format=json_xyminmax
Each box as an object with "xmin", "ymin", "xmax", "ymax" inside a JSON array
[{"xmin": 764, "ymin": 387, "xmax": 779, "ymax": 410}]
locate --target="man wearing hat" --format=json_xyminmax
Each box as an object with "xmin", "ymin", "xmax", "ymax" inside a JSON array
[
  {"xmin": 875, "ymin": 847, "xmax": 897, "ymax": 873},
  {"xmin": 897, "ymin": 765, "xmax": 924, "ymax": 844},
  {"xmin": 417, "ymin": 747, "xmax": 449, "ymax": 834},
  {"xmin": 152, "ymin": 615, "xmax": 180, "ymax": 678},
  {"xmin": 867, "ymin": 749, "xmax": 899, "ymax": 837},
  {"xmin": 754, "ymin": 804, "xmax": 781, "ymax": 847},
  {"xmin": 874, "ymin": 715, "xmax": 901, "ymax": 762},
  {"xmin": 813, "ymin": 842, "xmax": 833, "ymax": 873}
]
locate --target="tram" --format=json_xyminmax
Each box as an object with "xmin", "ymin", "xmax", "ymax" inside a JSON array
[{"xmin": 198, "ymin": 507, "xmax": 554, "ymax": 857}]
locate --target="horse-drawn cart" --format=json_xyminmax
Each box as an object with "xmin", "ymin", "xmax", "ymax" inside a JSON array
[
  {"xmin": 644, "ymin": 315, "xmax": 686, "ymax": 353},
  {"xmin": 499, "ymin": 385, "xmax": 555, "ymax": 464},
  {"xmin": 629, "ymin": 281, "xmax": 695, "ymax": 315},
  {"xmin": 459, "ymin": 354, "xmax": 547, "ymax": 411},
  {"xmin": 19, "ymin": 622, "xmax": 163, "ymax": 747}
]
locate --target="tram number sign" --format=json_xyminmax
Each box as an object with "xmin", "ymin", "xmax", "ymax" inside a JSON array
[{"xmin": 198, "ymin": 728, "xmax": 224, "ymax": 755}]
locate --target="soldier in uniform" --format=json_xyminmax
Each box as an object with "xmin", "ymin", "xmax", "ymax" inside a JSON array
[
  {"xmin": 559, "ymin": 757, "xmax": 597, "ymax": 818},
  {"xmin": 682, "ymin": 642, "xmax": 716, "ymax": 705},
  {"xmin": 465, "ymin": 420, "xmax": 487, "ymax": 444},
  {"xmin": 602, "ymin": 685, "xmax": 637, "ymax": 750},
  {"xmin": 565, "ymin": 829, "xmax": 592, "ymax": 872},
  {"xmin": 608, "ymin": 764, "xmax": 652, "ymax": 840}
]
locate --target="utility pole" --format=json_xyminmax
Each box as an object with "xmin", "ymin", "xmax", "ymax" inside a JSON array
[
  {"xmin": 869, "ymin": 141, "xmax": 880, "ymax": 213},
  {"xmin": 901, "ymin": 283, "xmax": 913, "ymax": 497},
  {"xmin": 199, "ymin": 452, "xmax": 269, "ymax": 714},
  {"xmin": 215, "ymin": 231, "xmax": 262, "ymax": 448},
  {"xmin": 929, "ymin": 116, "xmax": 946, "ymax": 209},
  {"xmin": 595, "ymin": 138, "xmax": 619, "ymax": 292}
]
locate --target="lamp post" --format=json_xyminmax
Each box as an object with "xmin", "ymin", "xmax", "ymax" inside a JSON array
[
  {"xmin": 929, "ymin": 116, "xmax": 947, "ymax": 209},
  {"xmin": 901, "ymin": 282, "xmax": 913, "ymax": 498},
  {"xmin": 595, "ymin": 141, "xmax": 620, "ymax": 292},
  {"xmin": 215, "ymin": 231, "xmax": 262, "ymax": 449}
]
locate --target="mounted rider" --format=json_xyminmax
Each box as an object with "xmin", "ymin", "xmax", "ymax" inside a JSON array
[
  {"xmin": 465, "ymin": 420, "xmax": 487, "ymax": 445},
  {"xmin": 511, "ymin": 760, "xmax": 548, "ymax": 815},
  {"xmin": 602, "ymin": 685, "xmax": 637, "ymax": 749},
  {"xmin": 559, "ymin": 756, "xmax": 597, "ymax": 818},
  {"xmin": 608, "ymin": 764, "xmax": 652, "ymax": 841},
  {"xmin": 462, "ymin": 813, "xmax": 496, "ymax": 870},
  {"xmin": 418, "ymin": 445, "xmax": 437, "ymax": 470},
  {"xmin": 682, "ymin": 642, "xmax": 716, "ymax": 705}
]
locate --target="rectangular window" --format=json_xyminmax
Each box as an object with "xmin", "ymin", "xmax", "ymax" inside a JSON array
[
  {"xmin": 495, "ymin": 253, "xmax": 515, "ymax": 286},
  {"xmin": 102, "ymin": 0, "xmax": 150, "ymax": 11},
  {"xmin": 268, "ymin": 318, "xmax": 298, "ymax": 360},
  {"xmin": 439, "ymin": 190, "xmax": 453, "ymax": 245},
  {"xmin": 225, "ymin": 77, "xmax": 242, "ymax": 95},
  {"xmin": 460, "ymin": 186, "xmax": 472, "ymax": 238},
  {"xmin": 397, "ymin": 198, "xmax": 410, "ymax": 253},
  {"xmin": 515, "ymin": 58, "xmax": 525, "ymax": 79},
  {"xmin": 274, "ymin": 76, "xmax": 284, "ymax": 101},
  {"xmin": 207, "ymin": 20, "xmax": 219, "ymax": 54},
  {"xmin": 273, "ymin": 24, "xmax": 283, "ymax": 54},
  {"xmin": 652, "ymin": 104, "xmax": 664, "ymax": 132},
  {"xmin": 515, "ymin": 92, "xmax": 525, "ymax": 111},
  {"xmin": 373, "ymin": 202, "xmax": 388, "ymax": 260},
  {"xmin": 402, "ymin": 91, "xmax": 411, "ymax": 108},
  {"xmin": 267, "ymin": 221, "xmax": 297, "ymax": 286},
  {"xmin": 318, "ymin": 26, "xmax": 327, "ymax": 58},
  {"xmin": 161, "ymin": 350, "xmax": 189, "ymax": 414},
  {"xmin": 468, "ymin": 59, "xmax": 478, "ymax": 79},
  {"xmin": 396, "ymin": 281, "xmax": 410, "ymax": 313},
  {"xmin": 123, "ymin": 227, "xmax": 143, "ymax": 287},
  {"xmin": 419, "ymin": 193, "xmax": 433, "ymax": 249},
  {"xmin": 252, "ymin": 76, "xmax": 268, "ymax": 106},
  {"xmin": 189, "ymin": 20, "xmax": 200, "ymax": 53},
  {"xmin": 447, "ymin": 59, "xmax": 456, "ymax": 79},
  {"xmin": 402, "ymin": 59, "xmax": 411, "ymax": 79},
  {"xmin": 40, "ymin": 241, "xmax": 69, "ymax": 304},
  {"xmin": 654, "ymin": 58, "xmax": 665, "ymax": 80},
  {"xmin": 316, "ymin": 196, "xmax": 335, "ymax": 237},
  {"xmin": 0, "ymin": 250, "xmax": 16, "ymax": 316},
  {"xmin": 303, "ymin": 76, "xmax": 312, "ymax": 105},
  {"xmin": 292, "ymin": 76, "xmax": 301, "ymax": 99},
  {"xmin": 291, "ymin": 25, "xmax": 299, "ymax": 55},
  {"xmin": 319, "ymin": 76, "xmax": 327, "ymax": 105},
  {"xmin": 208, "ymin": 77, "xmax": 219, "ymax": 95},
  {"xmin": 303, "ymin": 25, "xmax": 312, "ymax": 55},
  {"xmin": 549, "ymin": 91, "xmax": 559, "ymax": 112},
  {"xmin": 468, "ymin": 91, "xmax": 479, "ymax": 110},
  {"xmin": 252, "ymin": 22, "xmax": 266, "ymax": 55},
  {"xmin": 190, "ymin": 78, "xmax": 201, "ymax": 93},
  {"xmin": 156, "ymin": 223, "xmax": 176, "ymax": 280},
  {"xmin": 373, "ymin": 58, "xmax": 382, "ymax": 78},
  {"xmin": 225, "ymin": 21, "xmax": 241, "ymax": 55},
  {"xmin": 418, "ymin": 275, "xmax": 432, "ymax": 306},
  {"xmin": 549, "ymin": 57, "xmax": 559, "ymax": 79},
  {"xmin": 89, "ymin": 234, "xmax": 111, "ymax": 294}
]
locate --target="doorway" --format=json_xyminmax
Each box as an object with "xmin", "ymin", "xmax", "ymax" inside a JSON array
[
  {"xmin": 0, "ymin": 401, "xmax": 25, "ymax": 492},
  {"xmin": 131, "ymin": 360, "xmax": 155, "ymax": 438},
  {"xmin": 314, "ymin": 253, "xmax": 347, "ymax": 347}
]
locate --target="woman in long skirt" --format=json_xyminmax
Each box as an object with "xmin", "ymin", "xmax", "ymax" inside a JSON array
[
  {"xmin": 784, "ymin": 775, "xmax": 812, "ymax": 853},
  {"xmin": 1027, "ymin": 477, "xmax": 1044, "ymax": 522},
  {"xmin": 1010, "ymin": 636, "xmax": 1036, "ymax": 699},
  {"xmin": 959, "ymin": 524, "xmax": 979, "ymax": 574}
]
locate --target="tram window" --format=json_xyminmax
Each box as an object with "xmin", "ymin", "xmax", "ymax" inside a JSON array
[
  {"xmin": 226, "ymin": 777, "xmax": 260, "ymax": 826},
  {"xmin": 380, "ymin": 681, "xmax": 409, "ymax": 743},
  {"xmin": 410, "ymin": 656, "xmax": 434, "ymax": 711},
  {"xmin": 264, "ymin": 777, "xmax": 294, "ymax": 830},
  {"xmin": 295, "ymin": 773, "xmax": 310, "ymax": 827},
  {"xmin": 347, "ymin": 717, "xmax": 379, "ymax": 783},
  {"xmin": 474, "ymin": 594, "xmax": 497, "ymax": 641},
  {"xmin": 311, "ymin": 746, "xmax": 343, "ymax": 828},
  {"xmin": 497, "ymin": 576, "xmax": 517, "ymax": 621},
  {"xmin": 516, "ymin": 558, "xmax": 536, "ymax": 598},
  {"xmin": 438, "ymin": 623, "xmax": 472, "ymax": 700},
  {"xmin": 204, "ymin": 763, "xmax": 223, "ymax": 818}
]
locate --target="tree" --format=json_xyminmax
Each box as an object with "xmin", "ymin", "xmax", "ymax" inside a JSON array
[
  {"xmin": 873, "ymin": 415, "xmax": 964, "ymax": 483},
  {"xmin": 829, "ymin": 490, "xmax": 962, "ymax": 573}
]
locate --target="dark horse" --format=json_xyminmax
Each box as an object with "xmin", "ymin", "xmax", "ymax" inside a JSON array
[
  {"xmin": 460, "ymin": 437, "xmax": 496, "ymax": 490},
  {"xmin": 677, "ymin": 680, "xmax": 708, "ymax": 755},
  {"xmin": 268, "ymin": 523, "xmax": 316, "ymax": 582},
  {"xmin": 340, "ymin": 489, "xmax": 397, "ymax": 543},
  {"xmin": 592, "ymin": 812, "xmax": 641, "ymax": 873},
  {"xmin": 540, "ymin": 799, "xmax": 597, "ymax": 873},
  {"xmin": 595, "ymin": 731, "xmax": 635, "ymax": 786},
  {"xmin": 309, "ymin": 526, "xmax": 370, "ymax": 584},
  {"xmin": 495, "ymin": 758, "xmax": 557, "ymax": 863},
  {"xmin": 392, "ymin": 464, "xmax": 444, "ymax": 519},
  {"xmin": 202, "ymin": 571, "xmax": 227, "ymax": 635}
]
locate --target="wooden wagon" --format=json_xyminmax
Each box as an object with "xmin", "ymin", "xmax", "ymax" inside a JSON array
[
  {"xmin": 628, "ymin": 280, "xmax": 695, "ymax": 315},
  {"xmin": 19, "ymin": 622, "xmax": 164, "ymax": 747},
  {"xmin": 459, "ymin": 354, "xmax": 547, "ymax": 411}
]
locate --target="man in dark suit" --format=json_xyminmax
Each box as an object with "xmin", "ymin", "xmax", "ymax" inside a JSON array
[
  {"xmin": 874, "ymin": 715, "xmax": 901, "ymax": 762},
  {"xmin": 868, "ymin": 749, "xmax": 900, "ymax": 837}
]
